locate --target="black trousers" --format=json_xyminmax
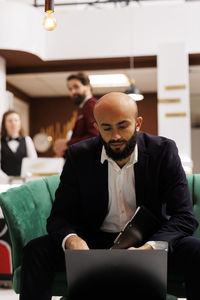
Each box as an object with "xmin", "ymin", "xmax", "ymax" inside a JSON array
[
  {"xmin": 19, "ymin": 232, "xmax": 118, "ymax": 300},
  {"xmin": 19, "ymin": 234, "xmax": 200, "ymax": 300}
]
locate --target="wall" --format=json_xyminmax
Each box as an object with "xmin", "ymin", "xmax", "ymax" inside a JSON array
[
  {"xmin": 191, "ymin": 128, "xmax": 200, "ymax": 173},
  {"xmin": 13, "ymin": 97, "xmax": 30, "ymax": 136},
  {"xmin": 30, "ymin": 97, "xmax": 77, "ymax": 157},
  {"xmin": 137, "ymin": 93, "xmax": 157, "ymax": 136},
  {"xmin": 1, "ymin": 2, "xmax": 200, "ymax": 61},
  {"xmin": 0, "ymin": 2, "xmax": 45, "ymax": 58},
  {"xmin": 191, "ymin": 94, "xmax": 200, "ymax": 126},
  {"xmin": 44, "ymin": 3, "xmax": 200, "ymax": 60}
]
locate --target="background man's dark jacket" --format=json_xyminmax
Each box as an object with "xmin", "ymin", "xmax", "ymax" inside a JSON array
[{"xmin": 67, "ymin": 97, "xmax": 98, "ymax": 146}]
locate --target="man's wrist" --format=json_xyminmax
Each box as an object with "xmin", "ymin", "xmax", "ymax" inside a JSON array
[
  {"xmin": 140, "ymin": 243, "xmax": 153, "ymax": 250},
  {"xmin": 65, "ymin": 235, "xmax": 89, "ymax": 250},
  {"xmin": 62, "ymin": 233, "xmax": 77, "ymax": 251}
]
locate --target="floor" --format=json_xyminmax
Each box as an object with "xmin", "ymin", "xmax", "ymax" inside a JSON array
[
  {"xmin": 0, "ymin": 281, "xmax": 187, "ymax": 300},
  {"xmin": 0, "ymin": 285, "xmax": 61, "ymax": 300},
  {"xmin": 0, "ymin": 287, "xmax": 18, "ymax": 300},
  {"xmin": 0, "ymin": 287, "xmax": 187, "ymax": 300}
]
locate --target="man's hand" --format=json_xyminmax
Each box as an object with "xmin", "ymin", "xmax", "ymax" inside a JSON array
[
  {"xmin": 65, "ymin": 235, "xmax": 89, "ymax": 250},
  {"xmin": 128, "ymin": 243, "xmax": 153, "ymax": 250},
  {"xmin": 53, "ymin": 139, "xmax": 67, "ymax": 156}
]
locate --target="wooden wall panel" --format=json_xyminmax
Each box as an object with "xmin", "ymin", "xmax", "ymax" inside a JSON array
[
  {"xmin": 30, "ymin": 97, "xmax": 77, "ymax": 157},
  {"xmin": 29, "ymin": 93, "xmax": 158, "ymax": 157},
  {"xmin": 137, "ymin": 93, "xmax": 158, "ymax": 136}
]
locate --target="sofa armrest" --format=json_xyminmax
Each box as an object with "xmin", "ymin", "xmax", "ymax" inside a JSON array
[{"xmin": 0, "ymin": 178, "xmax": 54, "ymax": 271}]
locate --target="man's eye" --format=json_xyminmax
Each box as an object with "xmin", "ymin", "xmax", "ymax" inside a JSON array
[
  {"xmin": 103, "ymin": 128, "xmax": 111, "ymax": 131},
  {"xmin": 119, "ymin": 126, "xmax": 127, "ymax": 130}
]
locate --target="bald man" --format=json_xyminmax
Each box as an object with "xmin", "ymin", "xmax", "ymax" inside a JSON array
[{"xmin": 20, "ymin": 92, "xmax": 199, "ymax": 300}]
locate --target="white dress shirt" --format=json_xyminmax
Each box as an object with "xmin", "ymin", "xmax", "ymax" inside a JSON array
[{"xmin": 100, "ymin": 145, "xmax": 137, "ymax": 232}]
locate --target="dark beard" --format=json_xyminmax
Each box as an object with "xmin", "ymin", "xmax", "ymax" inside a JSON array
[
  {"xmin": 73, "ymin": 94, "xmax": 85, "ymax": 106},
  {"xmin": 100, "ymin": 131, "xmax": 137, "ymax": 161}
]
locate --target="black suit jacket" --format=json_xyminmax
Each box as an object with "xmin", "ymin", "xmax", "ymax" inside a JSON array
[{"xmin": 47, "ymin": 132, "xmax": 198, "ymax": 252}]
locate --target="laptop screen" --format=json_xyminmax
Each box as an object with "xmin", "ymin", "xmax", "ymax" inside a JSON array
[{"xmin": 65, "ymin": 249, "xmax": 167, "ymax": 300}]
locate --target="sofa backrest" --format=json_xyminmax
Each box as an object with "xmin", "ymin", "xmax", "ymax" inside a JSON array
[
  {"xmin": 43, "ymin": 174, "xmax": 60, "ymax": 200},
  {"xmin": 0, "ymin": 175, "xmax": 60, "ymax": 270},
  {"xmin": 186, "ymin": 174, "xmax": 200, "ymax": 238}
]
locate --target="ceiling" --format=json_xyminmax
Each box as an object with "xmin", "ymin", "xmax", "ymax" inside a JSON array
[
  {"xmin": 10, "ymin": 0, "xmax": 199, "ymax": 6},
  {"xmin": 6, "ymin": 67, "xmax": 158, "ymax": 98},
  {"xmin": 5, "ymin": 63, "xmax": 200, "ymax": 99}
]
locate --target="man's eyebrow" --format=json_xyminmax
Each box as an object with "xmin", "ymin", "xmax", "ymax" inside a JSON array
[
  {"xmin": 101, "ymin": 123, "xmax": 111, "ymax": 127},
  {"xmin": 101, "ymin": 120, "xmax": 129, "ymax": 127},
  {"xmin": 117, "ymin": 120, "xmax": 129, "ymax": 125}
]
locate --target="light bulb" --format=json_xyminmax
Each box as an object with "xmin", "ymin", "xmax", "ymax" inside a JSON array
[
  {"xmin": 43, "ymin": 11, "xmax": 57, "ymax": 31},
  {"xmin": 129, "ymin": 93, "xmax": 144, "ymax": 101},
  {"xmin": 130, "ymin": 78, "xmax": 135, "ymax": 85}
]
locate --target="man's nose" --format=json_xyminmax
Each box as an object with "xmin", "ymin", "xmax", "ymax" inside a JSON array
[
  {"xmin": 111, "ymin": 128, "xmax": 121, "ymax": 140},
  {"xmin": 71, "ymin": 90, "xmax": 76, "ymax": 96},
  {"xmin": 70, "ymin": 88, "xmax": 77, "ymax": 96}
]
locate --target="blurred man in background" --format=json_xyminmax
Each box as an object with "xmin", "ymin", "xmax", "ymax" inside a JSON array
[{"xmin": 53, "ymin": 72, "xmax": 99, "ymax": 158}]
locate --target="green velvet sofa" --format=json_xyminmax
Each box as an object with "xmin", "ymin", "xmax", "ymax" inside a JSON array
[
  {"xmin": 0, "ymin": 175, "xmax": 67, "ymax": 298},
  {"xmin": 0, "ymin": 173, "xmax": 200, "ymax": 299}
]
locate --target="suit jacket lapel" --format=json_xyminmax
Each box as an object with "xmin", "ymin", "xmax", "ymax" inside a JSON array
[
  {"xmin": 93, "ymin": 141, "xmax": 109, "ymax": 219},
  {"xmin": 134, "ymin": 143, "xmax": 149, "ymax": 207}
]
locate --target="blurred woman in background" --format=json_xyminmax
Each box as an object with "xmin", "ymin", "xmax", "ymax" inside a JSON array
[{"xmin": 0, "ymin": 110, "xmax": 37, "ymax": 182}]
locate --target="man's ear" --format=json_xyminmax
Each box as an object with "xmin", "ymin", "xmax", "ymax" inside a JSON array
[
  {"xmin": 93, "ymin": 122, "xmax": 99, "ymax": 131},
  {"xmin": 136, "ymin": 117, "xmax": 143, "ymax": 132}
]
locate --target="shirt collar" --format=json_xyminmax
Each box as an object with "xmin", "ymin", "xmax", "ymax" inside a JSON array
[
  {"xmin": 79, "ymin": 95, "xmax": 91, "ymax": 109},
  {"xmin": 101, "ymin": 143, "xmax": 138, "ymax": 167}
]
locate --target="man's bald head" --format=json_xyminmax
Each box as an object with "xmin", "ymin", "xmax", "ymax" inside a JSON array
[
  {"xmin": 94, "ymin": 92, "xmax": 138, "ymax": 122},
  {"xmin": 93, "ymin": 92, "xmax": 142, "ymax": 165}
]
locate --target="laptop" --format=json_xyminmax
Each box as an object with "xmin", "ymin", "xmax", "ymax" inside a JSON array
[
  {"xmin": 65, "ymin": 249, "xmax": 167, "ymax": 300},
  {"xmin": 20, "ymin": 157, "xmax": 64, "ymax": 179}
]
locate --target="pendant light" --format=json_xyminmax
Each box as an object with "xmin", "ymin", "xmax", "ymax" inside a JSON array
[
  {"xmin": 43, "ymin": 0, "xmax": 57, "ymax": 31},
  {"xmin": 124, "ymin": 56, "xmax": 144, "ymax": 101}
]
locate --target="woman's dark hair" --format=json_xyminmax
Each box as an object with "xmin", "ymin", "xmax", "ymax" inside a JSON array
[
  {"xmin": 0, "ymin": 110, "xmax": 24, "ymax": 138},
  {"xmin": 67, "ymin": 72, "xmax": 91, "ymax": 86}
]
